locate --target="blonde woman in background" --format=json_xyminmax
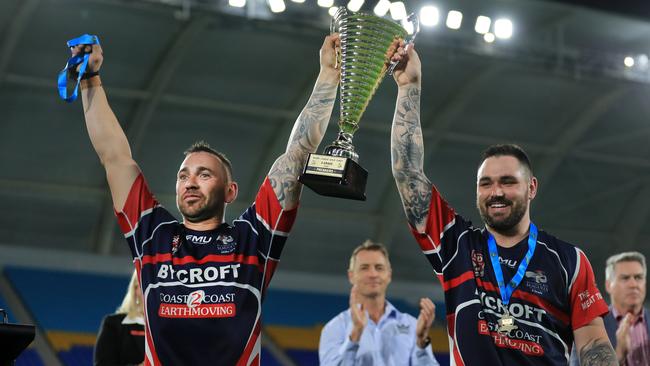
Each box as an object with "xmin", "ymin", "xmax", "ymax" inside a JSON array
[{"xmin": 94, "ymin": 271, "xmax": 145, "ymax": 366}]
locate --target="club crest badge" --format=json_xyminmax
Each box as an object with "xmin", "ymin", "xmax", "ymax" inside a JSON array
[
  {"xmin": 215, "ymin": 234, "xmax": 236, "ymax": 254},
  {"xmin": 472, "ymin": 250, "xmax": 485, "ymax": 277},
  {"xmin": 171, "ymin": 235, "xmax": 180, "ymax": 254}
]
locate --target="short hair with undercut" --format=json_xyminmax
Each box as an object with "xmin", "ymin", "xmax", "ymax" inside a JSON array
[
  {"xmin": 605, "ymin": 251, "xmax": 647, "ymax": 281},
  {"xmin": 348, "ymin": 240, "xmax": 391, "ymax": 271},
  {"xmin": 480, "ymin": 143, "xmax": 534, "ymax": 178},
  {"xmin": 184, "ymin": 141, "xmax": 233, "ymax": 180}
]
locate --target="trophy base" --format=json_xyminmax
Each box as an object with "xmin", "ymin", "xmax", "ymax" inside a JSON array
[{"xmin": 298, "ymin": 153, "xmax": 367, "ymax": 201}]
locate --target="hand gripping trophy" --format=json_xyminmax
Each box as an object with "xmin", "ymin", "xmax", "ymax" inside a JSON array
[{"xmin": 299, "ymin": 8, "xmax": 419, "ymax": 200}]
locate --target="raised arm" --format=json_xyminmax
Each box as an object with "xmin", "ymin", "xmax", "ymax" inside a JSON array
[
  {"xmin": 574, "ymin": 317, "xmax": 617, "ymax": 366},
  {"xmin": 268, "ymin": 34, "xmax": 340, "ymax": 210},
  {"xmin": 390, "ymin": 44, "xmax": 432, "ymax": 232},
  {"xmin": 74, "ymin": 43, "xmax": 140, "ymax": 211}
]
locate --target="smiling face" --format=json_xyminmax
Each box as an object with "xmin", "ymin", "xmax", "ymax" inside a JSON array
[
  {"xmin": 175, "ymin": 152, "xmax": 236, "ymax": 223},
  {"xmin": 348, "ymin": 249, "xmax": 392, "ymax": 299},
  {"xmin": 476, "ymin": 155, "xmax": 537, "ymax": 234}
]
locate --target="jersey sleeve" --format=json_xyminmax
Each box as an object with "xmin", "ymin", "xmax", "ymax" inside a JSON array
[
  {"xmin": 568, "ymin": 248, "xmax": 609, "ymax": 330},
  {"xmin": 238, "ymin": 177, "xmax": 298, "ymax": 293},
  {"xmin": 114, "ymin": 173, "xmax": 177, "ymax": 259},
  {"xmin": 408, "ymin": 184, "xmax": 472, "ymax": 274}
]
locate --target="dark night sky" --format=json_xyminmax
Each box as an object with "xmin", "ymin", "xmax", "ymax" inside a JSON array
[{"xmin": 548, "ymin": 0, "xmax": 650, "ymax": 21}]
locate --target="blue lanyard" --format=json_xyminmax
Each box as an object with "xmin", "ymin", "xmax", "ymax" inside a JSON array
[
  {"xmin": 487, "ymin": 222, "xmax": 537, "ymax": 308},
  {"xmin": 57, "ymin": 34, "xmax": 100, "ymax": 103}
]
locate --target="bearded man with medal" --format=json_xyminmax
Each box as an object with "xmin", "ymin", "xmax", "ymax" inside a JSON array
[{"xmin": 389, "ymin": 45, "xmax": 618, "ymax": 365}]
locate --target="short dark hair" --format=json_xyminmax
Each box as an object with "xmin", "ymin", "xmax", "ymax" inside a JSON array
[
  {"xmin": 480, "ymin": 144, "xmax": 533, "ymax": 177},
  {"xmin": 184, "ymin": 141, "xmax": 233, "ymax": 180}
]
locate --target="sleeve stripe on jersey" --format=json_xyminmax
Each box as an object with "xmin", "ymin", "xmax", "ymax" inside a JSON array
[
  {"xmin": 233, "ymin": 218, "xmax": 259, "ymax": 236},
  {"xmin": 442, "ymin": 228, "xmax": 481, "ymax": 273},
  {"xmin": 255, "ymin": 213, "xmax": 289, "ymax": 237},
  {"xmin": 135, "ymin": 220, "xmax": 177, "ymax": 257},
  {"xmin": 254, "ymin": 178, "xmax": 298, "ymax": 235},
  {"xmin": 568, "ymin": 249, "xmax": 609, "ymax": 330},
  {"xmin": 139, "ymin": 258, "xmax": 162, "ymax": 366},
  {"xmin": 116, "ymin": 174, "xmax": 157, "ymax": 232},
  {"xmin": 120, "ymin": 207, "xmax": 156, "ymax": 238},
  {"xmin": 260, "ymin": 210, "xmax": 288, "ymax": 293},
  {"xmin": 441, "ymin": 219, "xmax": 456, "ymax": 240},
  {"xmin": 442, "ymin": 270, "xmax": 475, "ymax": 291},
  {"xmin": 236, "ymin": 319, "xmax": 262, "ymax": 366},
  {"xmin": 450, "ymin": 299, "xmax": 479, "ymax": 366},
  {"xmin": 537, "ymin": 240, "xmax": 569, "ymax": 289},
  {"xmin": 568, "ymin": 247, "xmax": 582, "ymax": 295},
  {"xmin": 476, "ymin": 278, "xmax": 570, "ymax": 325},
  {"xmin": 421, "ymin": 235, "xmax": 442, "ymax": 255},
  {"xmin": 141, "ymin": 253, "xmax": 260, "ymax": 266},
  {"xmin": 416, "ymin": 185, "xmax": 456, "ymax": 245}
]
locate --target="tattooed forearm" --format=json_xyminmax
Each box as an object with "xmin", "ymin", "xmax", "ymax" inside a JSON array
[
  {"xmin": 287, "ymin": 82, "xmax": 338, "ymax": 153},
  {"xmin": 579, "ymin": 340, "xmax": 617, "ymax": 366},
  {"xmin": 391, "ymin": 85, "xmax": 432, "ymax": 229},
  {"xmin": 269, "ymin": 80, "xmax": 338, "ymax": 209}
]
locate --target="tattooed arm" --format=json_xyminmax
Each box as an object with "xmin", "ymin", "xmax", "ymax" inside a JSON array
[
  {"xmin": 575, "ymin": 317, "xmax": 617, "ymax": 366},
  {"xmin": 389, "ymin": 44, "xmax": 432, "ymax": 232},
  {"xmin": 268, "ymin": 34, "xmax": 340, "ymax": 210}
]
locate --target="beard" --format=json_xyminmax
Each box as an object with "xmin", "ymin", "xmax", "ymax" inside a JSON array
[
  {"xmin": 477, "ymin": 194, "xmax": 528, "ymax": 233},
  {"xmin": 177, "ymin": 189, "xmax": 225, "ymax": 223}
]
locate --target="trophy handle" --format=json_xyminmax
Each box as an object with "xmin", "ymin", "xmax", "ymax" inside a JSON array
[
  {"xmin": 331, "ymin": 7, "xmax": 348, "ymax": 70},
  {"xmin": 388, "ymin": 13, "xmax": 420, "ymax": 75}
]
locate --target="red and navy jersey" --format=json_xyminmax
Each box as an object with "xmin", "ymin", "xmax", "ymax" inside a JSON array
[
  {"xmin": 115, "ymin": 174, "xmax": 297, "ymax": 366},
  {"xmin": 409, "ymin": 186, "xmax": 608, "ymax": 366}
]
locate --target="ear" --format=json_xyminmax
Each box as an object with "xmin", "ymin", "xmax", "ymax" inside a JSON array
[
  {"xmin": 348, "ymin": 270, "xmax": 354, "ymax": 286},
  {"xmin": 528, "ymin": 176, "xmax": 538, "ymax": 201},
  {"xmin": 605, "ymin": 279, "xmax": 612, "ymax": 295},
  {"xmin": 225, "ymin": 181, "xmax": 239, "ymax": 204}
]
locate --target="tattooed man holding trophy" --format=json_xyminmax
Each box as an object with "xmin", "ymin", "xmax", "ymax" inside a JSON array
[
  {"xmin": 389, "ymin": 43, "xmax": 618, "ymax": 365},
  {"xmin": 61, "ymin": 33, "xmax": 341, "ymax": 365}
]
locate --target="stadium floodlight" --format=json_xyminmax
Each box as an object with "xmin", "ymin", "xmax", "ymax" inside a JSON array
[
  {"xmin": 269, "ymin": 0, "xmax": 286, "ymax": 12},
  {"xmin": 494, "ymin": 18, "xmax": 513, "ymax": 39},
  {"xmin": 318, "ymin": 0, "xmax": 334, "ymax": 8},
  {"xmin": 347, "ymin": 0, "xmax": 364, "ymax": 12},
  {"xmin": 638, "ymin": 54, "xmax": 649, "ymax": 69},
  {"xmin": 229, "ymin": 0, "xmax": 246, "ymax": 7},
  {"xmin": 420, "ymin": 6, "xmax": 439, "ymax": 26},
  {"xmin": 291, "ymin": 0, "xmax": 305, "ymax": 3},
  {"xmin": 483, "ymin": 32, "xmax": 495, "ymax": 43},
  {"xmin": 390, "ymin": 1, "xmax": 407, "ymax": 20},
  {"xmin": 624, "ymin": 56, "xmax": 635, "ymax": 68},
  {"xmin": 373, "ymin": 0, "xmax": 391, "ymax": 16},
  {"xmin": 475, "ymin": 15, "xmax": 491, "ymax": 34},
  {"xmin": 446, "ymin": 10, "xmax": 462, "ymax": 30},
  {"xmin": 328, "ymin": 6, "xmax": 339, "ymax": 16}
]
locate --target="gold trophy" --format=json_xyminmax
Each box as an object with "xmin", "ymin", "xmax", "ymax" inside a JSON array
[{"xmin": 299, "ymin": 8, "xmax": 419, "ymax": 200}]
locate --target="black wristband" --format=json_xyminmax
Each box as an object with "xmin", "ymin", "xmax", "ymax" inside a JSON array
[
  {"xmin": 81, "ymin": 70, "xmax": 99, "ymax": 80},
  {"xmin": 68, "ymin": 69, "xmax": 99, "ymax": 80},
  {"xmin": 419, "ymin": 336, "xmax": 431, "ymax": 348}
]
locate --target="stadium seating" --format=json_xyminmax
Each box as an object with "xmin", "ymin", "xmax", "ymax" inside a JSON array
[{"xmin": 3, "ymin": 266, "xmax": 449, "ymax": 365}]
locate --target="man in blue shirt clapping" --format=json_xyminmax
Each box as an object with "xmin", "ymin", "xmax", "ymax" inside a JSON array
[{"xmin": 319, "ymin": 240, "xmax": 440, "ymax": 365}]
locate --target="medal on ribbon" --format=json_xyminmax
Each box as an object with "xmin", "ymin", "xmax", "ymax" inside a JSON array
[
  {"xmin": 57, "ymin": 34, "xmax": 100, "ymax": 103},
  {"xmin": 487, "ymin": 223, "xmax": 538, "ymax": 335}
]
